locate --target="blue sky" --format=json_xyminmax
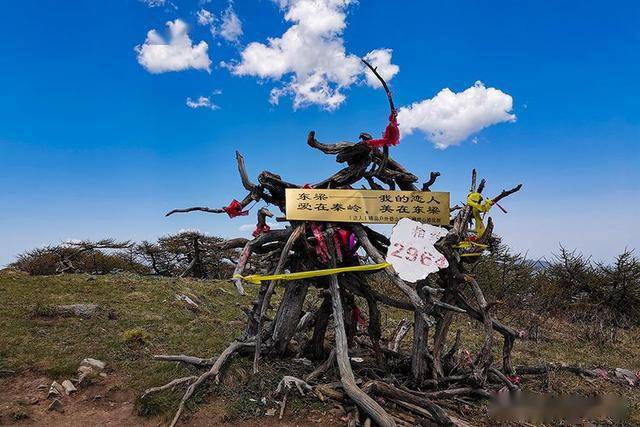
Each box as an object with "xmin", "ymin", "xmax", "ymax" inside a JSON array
[{"xmin": 1, "ymin": 0, "xmax": 639, "ymax": 266}]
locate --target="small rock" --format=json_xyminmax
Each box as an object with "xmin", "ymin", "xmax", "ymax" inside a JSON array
[
  {"xmin": 175, "ymin": 294, "xmax": 200, "ymax": 311},
  {"xmin": 56, "ymin": 304, "xmax": 101, "ymax": 318},
  {"xmin": 615, "ymin": 368, "xmax": 638, "ymax": 386},
  {"xmin": 99, "ymin": 372, "xmax": 107, "ymax": 378},
  {"xmin": 265, "ymin": 408, "xmax": 277, "ymax": 416},
  {"xmin": 61, "ymin": 380, "xmax": 77, "ymax": 395},
  {"xmin": 80, "ymin": 358, "xmax": 106, "ymax": 371},
  {"xmin": 48, "ymin": 381, "xmax": 64, "ymax": 398},
  {"xmin": 47, "ymin": 399, "xmax": 64, "ymax": 413},
  {"xmin": 76, "ymin": 365, "xmax": 94, "ymax": 386}
]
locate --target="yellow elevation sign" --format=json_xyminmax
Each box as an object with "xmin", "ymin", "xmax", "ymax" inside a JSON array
[{"xmin": 285, "ymin": 188, "xmax": 450, "ymax": 225}]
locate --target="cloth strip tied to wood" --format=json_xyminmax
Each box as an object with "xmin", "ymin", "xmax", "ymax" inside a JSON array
[{"xmin": 233, "ymin": 262, "xmax": 391, "ymax": 284}]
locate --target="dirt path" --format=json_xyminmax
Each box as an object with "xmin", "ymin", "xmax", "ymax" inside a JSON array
[
  {"xmin": 0, "ymin": 372, "xmax": 339, "ymax": 426},
  {"xmin": 0, "ymin": 372, "xmax": 158, "ymax": 426}
]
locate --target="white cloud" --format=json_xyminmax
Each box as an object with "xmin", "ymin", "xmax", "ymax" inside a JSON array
[
  {"xmin": 177, "ymin": 228, "xmax": 206, "ymax": 234},
  {"xmin": 218, "ymin": 5, "xmax": 243, "ymax": 43},
  {"xmin": 196, "ymin": 8, "xmax": 214, "ymax": 25},
  {"xmin": 397, "ymin": 81, "xmax": 516, "ymax": 149},
  {"xmin": 238, "ymin": 222, "xmax": 282, "ymax": 232},
  {"xmin": 186, "ymin": 95, "xmax": 220, "ymax": 110},
  {"xmin": 141, "ymin": 0, "xmax": 165, "ymax": 7},
  {"xmin": 232, "ymin": 0, "xmax": 398, "ymax": 110},
  {"xmin": 62, "ymin": 238, "xmax": 82, "ymax": 246},
  {"xmin": 363, "ymin": 49, "xmax": 399, "ymax": 88},
  {"xmin": 140, "ymin": 0, "xmax": 177, "ymax": 9},
  {"xmin": 135, "ymin": 19, "xmax": 211, "ymax": 73}
]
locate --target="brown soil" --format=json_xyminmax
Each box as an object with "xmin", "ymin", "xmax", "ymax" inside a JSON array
[{"xmin": 0, "ymin": 372, "xmax": 340, "ymax": 426}]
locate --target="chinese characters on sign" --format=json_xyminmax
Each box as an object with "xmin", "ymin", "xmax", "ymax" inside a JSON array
[
  {"xmin": 285, "ymin": 189, "xmax": 449, "ymax": 225},
  {"xmin": 385, "ymin": 218, "xmax": 449, "ymax": 283}
]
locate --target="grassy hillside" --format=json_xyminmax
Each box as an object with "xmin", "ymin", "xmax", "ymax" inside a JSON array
[{"xmin": 1, "ymin": 269, "xmax": 639, "ymax": 425}]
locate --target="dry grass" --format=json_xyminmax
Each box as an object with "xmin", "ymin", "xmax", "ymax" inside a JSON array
[{"xmin": 1, "ymin": 268, "xmax": 639, "ymax": 425}]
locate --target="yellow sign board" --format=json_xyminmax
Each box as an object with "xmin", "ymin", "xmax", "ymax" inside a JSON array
[{"xmin": 285, "ymin": 188, "xmax": 450, "ymax": 225}]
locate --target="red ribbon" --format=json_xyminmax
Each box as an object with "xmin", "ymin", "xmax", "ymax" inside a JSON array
[
  {"xmin": 310, "ymin": 222, "xmax": 330, "ymax": 263},
  {"xmin": 223, "ymin": 199, "xmax": 249, "ymax": 218},
  {"xmin": 506, "ymin": 375, "xmax": 521, "ymax": 385},
  {"xmin": 252, "ymin": 223, "xmax": 270, "ymax": 237},
  {"xmin": 353, "ymin": 306, "xmax": 366, "ymax": 326},
  {"xmin": 366, "ymin": 112, "xmax": 400, "ymax": 148}
]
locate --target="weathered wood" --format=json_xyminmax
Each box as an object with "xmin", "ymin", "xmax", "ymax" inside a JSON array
[
  {"xmin": 305, "ymin": 348, "xmax": 336, "ymax": 383},
  {"xmin": 253, "ymin": 224, "xmax": 305, "ymax": 373},
  {"xmin": 156, "ymin": 108, "xmax": 525, "ymax": 426},
  {"xmin": 169, "ymin": 340, "xmax": 254, "ymax": 427},
  {"xmin": 389, "ymin": 318, "xmax": 411, "ymax": 352},
  {"xmin": 152, "ymin": 354, "xmax": 215, "ymax": 366},
  {"xmin": 411, "ymin": 282, "xmax": 430, "ymax": 381},
  {"xmin": 352, "ymin": 225, "xmax": 439, "ymax": 327},
  {"xmin": 271, "ymin": 280, "xmax": 309, "ymax": 355},
  {"xmin": 466, "ymin": 275, "xmax": 494, "ymax": 383},
  {"xmin": 363, "ymin": 381, "xmax": 453, "ymax": 425},
  {"xmin": 141, "ymin": 376, "xmax": 197, "ymax": 400},
  {"xmin": 328, "ymin": 273, "xmax": 396, "ymax": 427},
  {"xmin": 306, "ymin": 292, "xmax": 332, "ymax": 360},
  {"xmin": 363, "ymin": 286, "xmax": 384, "ymax": 366}
]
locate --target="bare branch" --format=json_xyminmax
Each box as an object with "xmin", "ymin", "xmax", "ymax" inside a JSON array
[{"xmin": 165, "ymin": 206, "xmax": 224, "ymax": 217}]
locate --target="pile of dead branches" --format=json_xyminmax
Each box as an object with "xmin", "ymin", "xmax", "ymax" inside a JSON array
[{"xmin": 147, "ymin": 63, "xmax": 525, "ymax": 426}]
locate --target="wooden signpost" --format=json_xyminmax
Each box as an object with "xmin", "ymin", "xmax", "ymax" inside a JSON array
[{"xmin": 285, "ymin": 188, "xmax": 450, "ymax": 225}]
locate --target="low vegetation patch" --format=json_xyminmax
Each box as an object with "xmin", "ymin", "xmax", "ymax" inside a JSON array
[{"xmin": 0, "ymin": 270, "xmax": 639, "ymax": 425}]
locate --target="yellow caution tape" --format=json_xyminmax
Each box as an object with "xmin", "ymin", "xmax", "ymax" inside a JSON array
[
  {"xmin": 454, "ymin": 239, "xmax": 488, "ymax": 258},
  {"xmin": 453, "ymin": 241, "xmax": 488, "ymax": 250},
  {"xmin": 233, "ymin": 262, "xmax": 391, "ymax": 285}
]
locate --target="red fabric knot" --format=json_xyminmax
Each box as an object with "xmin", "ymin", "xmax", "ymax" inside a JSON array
[
  {"xmin": 223, "ymin": 199, "xmax": 249, "ymax": 218},
  {"xmin": 366, "ymin": 112, "xmax": 400, "ymax": 148},
  {"xmin": 252, "ymin": 223, "xmax": 270, "ymax": 237},
  {"xmin": 506, "ymin": 375, "xmax": 521, "ymax": 385},
  {"xmin": 310, "ymin": 222, "xmax": 330, "ymax": 263},
  {"xmin": 353, "ymin": 306, "xmax": 366, "ymax": 326}
]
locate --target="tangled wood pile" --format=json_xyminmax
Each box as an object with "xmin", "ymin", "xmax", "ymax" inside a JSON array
[{"xmin": 150, "ymin": 63, "xmax": 524, "ymax": 426}]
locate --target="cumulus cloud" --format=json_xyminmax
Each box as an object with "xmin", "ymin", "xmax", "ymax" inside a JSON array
[
  {"xmin": 397, "ymin": 81, "xmax": 516, "ymax": 149},
  {"xmin": 135, "ymin": 19, "xmax": 211, "ymax": 73},
  {"xmin": 232, "ymin": 0, "xmax": 398, "ymax": 110},
  {"xmin": 186, "ymin": 95, "xmax": 220, "ymax": 110},
  {"xmin": 196, "ymin": 8, "xmax": 214, "ymax": 25},
  {"xmin": 218, "ymin": 6, "xmax": 243, "ymax": 43},
  {"xmin": 363, "ymin": 49, "xmax": 399, "ymax": 88}
]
